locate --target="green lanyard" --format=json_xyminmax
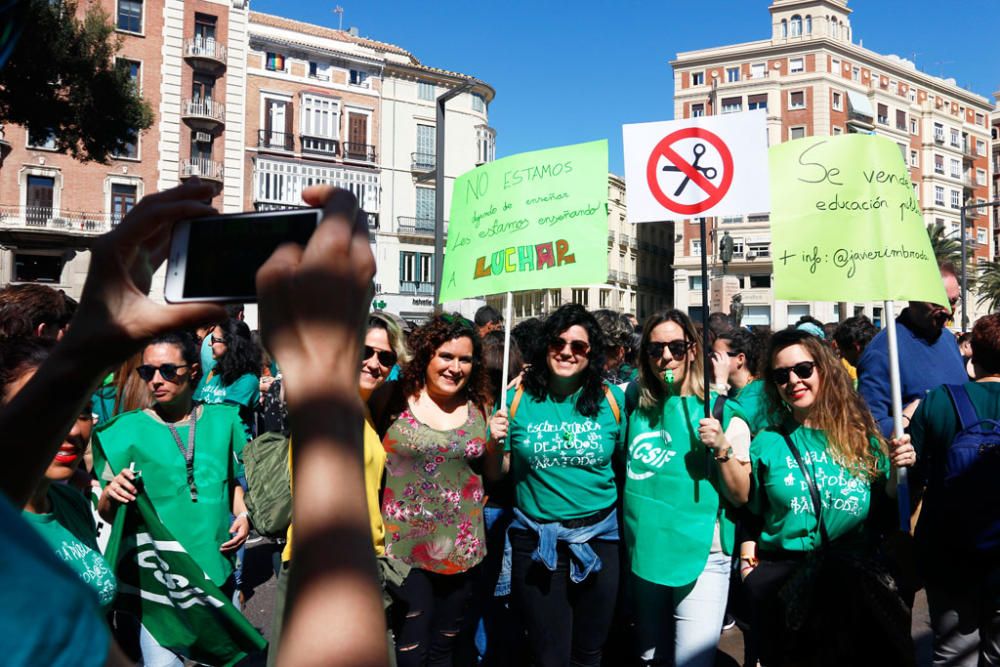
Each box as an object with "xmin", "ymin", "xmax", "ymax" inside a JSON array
[{"xmin": 165, "ymin": 408, "xmax": 199, "ymax": 502}]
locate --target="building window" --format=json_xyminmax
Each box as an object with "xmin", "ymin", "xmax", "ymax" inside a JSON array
[
  {"xmin": 550, "ymin": 290, "xmax": 562, "ymax": 308},
  {"xmin": 13, "ymin": 252, "xmax": 64, "ymax": 284},
  {"xmin": 117, "ymin": 0, "xmax": 142, "ymax": 33},
  {"xmin": 789, "ymin": 14, "xmax": 802, "ymax": 37},
  {"xmin": 896, "ymin": 109, "xmax": 907, "ymax": 131},
  {"xmin": 117, "ymin": 58, "xmax": 141, "ymax": 91},
  {"xmin": 349, "ymin": 69, "xmax": 370, "ymax": 88},
  {"xmin": 416, "ymin": 124, "xmax": 436, "ymax": 163},
  {"xmin": 110, "ymin": 183, "xmax": 137, "ymax": 225},
  {"xmin": 415, "ymin": 187, "xmax": 434, "ymax": 223},
  {"xmin": 689, "ymin": 275, "xmax": 703, "ymax": 290},
  {"xmin": 789, "ymin": 126, "xmax": 806, "ymax": 140},
  {"xmin": 950, "ymin": 190, "xmax": 960, "ymax": 209},
  {"xmin": 418, "ymin": 81, "xmax": 435, "ymax": 101},
  {"xmin": 978, "ymin": 228, "xmax": 988, "ymax": 245},
  {"xmin": 805, "ymin": 15, "xmax": 812, "ymax": 33},
  {"xmin": 789, "ymin": 57, "xmax": 804, "ymax": 74},
  {"xmin": 27, "ymin": 129, "xmax": 57, "ymax": 150},
  {"xmin": 691, "ymin": 71, "xmax": 704, "ymax": 85},
  {"xmin": 112, "ymin": 129, "xmax": 138, "ymax": 159},
  {"xmin": 852, "ymin": 66, "xmax": 860, "ymax": 81},
  {"xmin": 933, "ymin": 123, "xmax": 944, "ymax": 142},
  {"xmin": 301, "ymin": 94, "xmax": 338, "ymax": 141},
  {"xmin": 977, "ymin": 139, "xmax": 987, "ymax": 156},
  {"xmin": 950, "ymin": 128, "xmax": 960, "ymax": 147},
  {"xmin": 749, "ymin": 274, "xmax": 771, "ymax": 288},
  {"xmin": 691, "ymin": 238, "xmax": 702, "ymax": 256},
  {"xmin": 910, "ymin": 117, "xmax": 917, "ymax": 134},
  {"xmin": 26, "ymin": 175, "xmax": 55, "ymax": 222},
  {"xmin": 571, "ymin": 289, "xmax": 589, "ymax": 306},
  {"xmin": 909, "ymin": 150, "xmax": 918, "ymax": 168},
  {"xmin": 831, "ymin": 91, "xmax": 842, "ymax": 111},
  {"xmin": 832, "ymin": 126, "xmax": 843, "ymax": 135},
  {"xmin": 265, "ymin": 52, "xmax": 286, "ymax": 72},
  {"xmin": 726, "ymin": 67, "xmax": 740, "ymax": 83},
  {"xmin": 781, "ymin": 19, "xmax": 787, "ymax": 38},
  {"xmin": 934, "ymin": 186, "xmax": 945, "ymax": 205},
  {"xmin": 193, "ymin": 13, "xmax": 216, "ymax": 46},
  {"xmin": 950, "ymin": 158, "xmax": 960, "ymax": 179},
  {"xmin": 308, "ymin": 61, "xmax": 331, "ymax": 81},
  {"xmin": 877, "ymin": 103, "xmax": 888, "ymax": 125},
  {"xmin": 472, "ymin": 93, "xmax": 485, "ymax": 112},
  {"xmin": 691, "ymin": 103, "xmax": 705, "ymax": 118},
  {"xmin": 599, "ymin": 290, "xmax": 611, "ymax": 308},
  {"xmin": 934, "ymin": 154, "xmax": 944, "ymax": 174},
  {"xmin": 476, "ymin": 125, "xmax": 495, "ymax": 164},
  {"xmin": 750, "ymin": 63, "xmax": 766, "ymax": 79},
  {"xmin": 747, "ymin": 242, "xmax": 770, "ymax": 258},
  {"xmin": 789, "ymin": 91, "xmax": 805, "ymax": 110},
  {"xmin": 721, "ymin": 97, "xmax": 742, "ymax": 114},
  {"xmin": 977, "ymin": 168, "xmax": 987, "ymax": 186},
  {"xmin": 399, "ymin": 252, "xmax": 434, "ymax": 291},
  {"xmin": 748, "ymin": 94, "xmax": 767, "ymax": 111},
  {"xmin": 975, "ymin": 112, "xmax": 985, "ymax": 126}
]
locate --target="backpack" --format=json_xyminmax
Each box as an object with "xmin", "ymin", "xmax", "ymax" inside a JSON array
[
  {"xmin": 242, "ymin": 431, "xmax": 292, "ymax": 538},
  {"xmin": 941, "ymin": 384, "xmax": 1000, "ymax": 554},
  {"xmin": 509, "ymin": 383, "xmax": 621, "ymax": 423}
]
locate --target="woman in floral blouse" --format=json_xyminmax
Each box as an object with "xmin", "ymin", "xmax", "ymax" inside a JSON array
[{"xmin": 372, "ymin": 314, "xmax": 491, "ymax": 667}]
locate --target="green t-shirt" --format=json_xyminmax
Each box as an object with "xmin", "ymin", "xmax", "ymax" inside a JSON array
[
  {"xmin": 505, "ymin": 383, "xmax": 625, "ymax": 523},
  {"xmin": 732, "ymin": 379, "xmax": 772, "ymax": 436},
  {"xmin": 92, "ymin": 404, "xmax": 246, "ymax": 585},
  {"xmin": 22, "ymin": 484, "xmax": 118, "ymax": 611},
  {"xmin": 196, "ymin": 372, "xmax": 259, "ymax": 443},
  {"xmin": 623, "ymin": 393, "xmax": 746, "ymax": 586},
  {"xmin": 92, "ymin": 377, "xmax": 117, "ymax": 425},
  {"xmin": 749, "ymin": 423, "xmax": 888, "ymax": 553}
]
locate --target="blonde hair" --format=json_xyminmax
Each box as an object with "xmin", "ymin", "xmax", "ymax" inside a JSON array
[
  {"xmin": 637, "ymin": 309, "xmax": 705, "ymax": 411},
  {"xmin": 369, "ymin": 312, "xmax": 411, "ymax": 366}
]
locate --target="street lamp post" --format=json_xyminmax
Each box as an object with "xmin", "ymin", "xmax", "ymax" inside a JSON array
[
  {"xmin": 959, "ymin": 199, "xmax": 1000, "ymax": 332},
  {"xmin": 425, "ymin": 81, "xmax": 474, "ymax": 311}
]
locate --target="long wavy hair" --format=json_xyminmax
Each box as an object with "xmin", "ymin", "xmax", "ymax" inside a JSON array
[
  {"xmin": 763, "ymin": 329, "xmax": 886, "ymax": 481},
  {"xmin": 521, "ymin": 304, "xmax": 607, "ymax": 418},
  {"xmin": 400, "ymin": 314, "xmax": 491, "ymax": 412},
  {"xmin": 214, "ymin": 319, "xmax": 261, "ymax": 386},
  {"xmin": 369, "ymin": 312, "xmax": 412, "ymax": 367},
  {"xmin": 637, "ymin": 309, "xmax": 705, "ymax": 411}
]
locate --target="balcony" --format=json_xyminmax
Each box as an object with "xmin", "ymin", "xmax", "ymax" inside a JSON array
[
  {"xmin": 962, "ymin": 141, "xmax": 977, "ymax": 163},
  {"xmin": 396, "ymin": 216, "xmax": 435, "ymax": 238},
  {"xmin": 181, "ymin": 99, "xmax": 225, "ymax": 132},
  {"xmin": 183, "ymin": 38, "xmax": 227, "ymax": 75},
  {"xmin": 301, "ymin": 135, "xmax": 339, "ymax": 158},
  {"xmin": 253, "ymin": 157, "xmax": 380, "ymax": 214},
  {"xmin": 343, "ymin": 142, "xmax": 377, "ymax": 164},
  {"xmin": 400, "ymin": 280, "xmax": 434, "ymax": 296},
  {"xmin": 257, "ymin": 130, "xmax": 294, "ymax": 152},
  {"xmin": 619, "ymin": 233, "xmax": 629, "ymax": 247},
  {"xmin": 0, "ymin": 204, "xmax": 111, "ymax": 247},
  {"xmin": 411, "ymin": 152, "xmax": 436, "ymax": 172},
  {"xmin": 607, "ymin": 270, "xmax": 620, "ymax": 283},
  {"xmin": 934, "ymin": 132, "xmax": 945, "ymax": 144},
  {"xmin": 608, "ymin": 232, "xmax": 615, "ymax": 244},
  {"xmin": 180, "ymin": 158, "xmax": 224, "ymax": 185}
]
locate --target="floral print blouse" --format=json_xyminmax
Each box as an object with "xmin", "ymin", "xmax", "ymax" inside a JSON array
[{"xmin": 381, "ymin": 402, "xmax": 488, "ymax": 575}]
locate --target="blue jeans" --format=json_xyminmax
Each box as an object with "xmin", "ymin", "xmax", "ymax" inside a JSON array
[
  {"xmin": 473, "ymin": 505, "xmax": 515, "ymax": 664},
  {"xmin": 633, "ymin": 551, "xmax": 731, "ymax": 667}
]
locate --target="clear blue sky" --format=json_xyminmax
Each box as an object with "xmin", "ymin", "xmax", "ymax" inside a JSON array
[{"xmin": 251, "ymin": 0, "xmax": 998, "ymax": 175}]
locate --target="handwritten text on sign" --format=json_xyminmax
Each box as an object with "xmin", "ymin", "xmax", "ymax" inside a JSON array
[
  {"xmin": 770, "ymin": 134, "xmax": 946, "ymax": 305},
  {"xmin": 440, "ymin": 140, "xmax": 608, "ymax": 302}
]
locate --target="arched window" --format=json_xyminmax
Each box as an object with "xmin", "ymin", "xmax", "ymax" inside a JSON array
[
  {"xmin": 790, "ymin": 15, "xmax": 802, "ymax": 37},
  {"xmin": 805, "ymin": 15, "xmax": 812, "ymax": 34},
  {"xmin": 830, "ymin": 18, "xmax": 838, "ymax": 38},
  {"xmin": 781, "ymin": 19, "xmax": 788, "ymax": 38}
]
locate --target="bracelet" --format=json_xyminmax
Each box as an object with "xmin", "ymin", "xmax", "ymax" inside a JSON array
[
  {"xmin": 236, "ymin": 511, "xmax": 249, "ymax": 520},
  {"xmin": 740, "ymin": 555, "xmax": 759, "ymax": 567}
]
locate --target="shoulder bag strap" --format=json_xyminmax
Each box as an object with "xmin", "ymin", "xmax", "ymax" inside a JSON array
[
  {"xmin": 165, "ymin": 408, "xmax": 199, "ymax": 502},
  {"xmin": 712, "ymin": 394, "xmax": 728, "ymax": 422},
  {"xmin": 509, "ymin": 384, "xmax": 525, "ymax": 420},
  {"xmin": 944, "ymin": 383, "xmax": 978, "ymax": 431},
  {"xmin": 781, "ymin": 430, "xmax": 830, "ymax": 548},
  {"xmin": 603, "ymin": 385, "xmax": 621, "ymax": 424}
]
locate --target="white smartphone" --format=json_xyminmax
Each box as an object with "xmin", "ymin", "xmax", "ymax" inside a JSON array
[{"xmin": 165, "ymin": 208, "xmax": 323, "ymax": 303}]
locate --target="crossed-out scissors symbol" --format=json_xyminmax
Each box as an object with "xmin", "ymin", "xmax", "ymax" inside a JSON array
[{"xmin": 661, "ymin": 143, "xmax": 718, "ymax": 197}]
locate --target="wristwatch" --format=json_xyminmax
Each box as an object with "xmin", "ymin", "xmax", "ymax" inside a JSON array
[{"xmin": 714, "ymin": 445, "xmax": 733, "ymax": 463}]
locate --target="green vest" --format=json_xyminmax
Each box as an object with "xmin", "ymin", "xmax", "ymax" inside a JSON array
[{"xmin": 623, "ymin": 392, "xmax": 743, "ymax": 587}]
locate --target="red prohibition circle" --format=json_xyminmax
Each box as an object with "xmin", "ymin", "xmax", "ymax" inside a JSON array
[{"xmin": 645, "ymin": 127, "xmax": 735, "ymax": 215}]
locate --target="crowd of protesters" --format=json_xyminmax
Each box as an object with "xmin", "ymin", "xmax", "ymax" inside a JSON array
[{"xmin": 0, "ymin": 183, "xmax": 997, "ymax": 667}]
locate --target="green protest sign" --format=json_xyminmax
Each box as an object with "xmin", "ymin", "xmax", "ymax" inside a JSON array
[
  {"xmin": 439, "ymin": 140, "xmax": 609, "ymax": 302},
  {"xmin": 770, "ymin": 134, "xmax": 947, "ymax": 305}
]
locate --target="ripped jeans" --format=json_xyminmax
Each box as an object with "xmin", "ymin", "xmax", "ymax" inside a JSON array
[{"xmin": 390, "ymin": 566, "xmax": 478, "ymax": 667}]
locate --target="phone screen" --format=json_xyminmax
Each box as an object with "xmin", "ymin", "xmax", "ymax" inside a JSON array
[{"xmin": 182, "ymin": 210, "xmax": 320, "ymax": 300}]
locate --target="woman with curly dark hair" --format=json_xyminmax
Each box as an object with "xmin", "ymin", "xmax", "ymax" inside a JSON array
[
  {"xmin": 485, "ymin": 303, "xmax": 625, "ymax": 667},
  {"xmin": 196, "ymin": 318, "xmax": 261, "ymax": 437},
  {"xmin": 370, "ymin": 313, "xmax": 490, "ymax": 667}
]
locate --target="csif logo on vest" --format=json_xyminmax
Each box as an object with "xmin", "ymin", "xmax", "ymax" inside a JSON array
[{"xmin": 626, "ymin": 432, "xmax": 677, "ymax": 480}]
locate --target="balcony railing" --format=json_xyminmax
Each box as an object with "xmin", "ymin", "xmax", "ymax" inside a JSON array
[
  {"xmin": 962, "ymin": 141, "xmax": 977, "ymax": 161},
  {"xmin": 400, "ymin": 280, "xmax": 434, "ymax": 295},
  {"xmin": 343, "ymin": 142, "xmax": 377, "ymax": 163},
  {"xmin": 301, "ymin": 135, "xmax": 339, "ymax": 157},
  {"xmin": 181, "ymin": 99, "xmax": 225, "ymax": 127},
  {"xmin": 0, "ymin": 204, "xmax": 111, "ymax": 235},
  {"xmin": 619, "ymin": 233, "xmax": 630, "ymax": 246},
  {"xmin": 629, "ymin": 237, "xmax": 638, "ymax": 250},
  {"xmin": 180, "ymin": 158, "xmax": 224, "ymax": 183},
  {"xmin": 411, "ymin": 152, "xmax": 436, "ymax": 171},
  {"xmin": 608, "ymin": 232, "xmax": 615, "ymax": 244},
  {"xmin": 397, "ymin": 216, "xmax": 436, "ymax": 237},
  {"xmin": 607, "ymin": 270, "xmax": 620, "ymax": 283},
  {"xmin": 257, "ymin": 130, "xmax": 294, "ymax": 152},
  {"xmin": 183, "ymin": 38, "xmax": 227, "ymax": 72}
]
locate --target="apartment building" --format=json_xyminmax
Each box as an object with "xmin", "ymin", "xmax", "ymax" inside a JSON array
[
  {"xmin": 485, "ymin": 174, "xmax": 673, "ymax": 323},
  {"xmin": 0, "ymin": 0, "xmax": 249, "ymax": 299},
  {"xmin": 242, "ymin": 12, "xmax": 494, "ymax": 323},
  {"xmin": 671, "ymin": 0, "xmax": 993, "ymax": 328},
  {"xmin": 992, "ymin": 93, "xmax": 1000, "ymax": 252}
]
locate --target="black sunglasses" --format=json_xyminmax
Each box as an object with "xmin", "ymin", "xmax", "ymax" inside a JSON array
[
  {"xmin": 549, "ymin": 336, "xmax": 590, "ymax": 357},
  {"xmin": 647, "ymin": 340, "xmax": 691, "ymax": 359},
  {"xmin": 362, "ymin": 345, "xmax": 397, "ymax": 367},
  {"xmin": 136, "ymin": 363, "xmax": 189, "ymax": 382},
  {"xmin": 210, "ymin": 335, "xmax": 226, "ymax": 345},
  {"xmin": 771, "ymin": 361, "xmax": 817, "ymax": 385}
]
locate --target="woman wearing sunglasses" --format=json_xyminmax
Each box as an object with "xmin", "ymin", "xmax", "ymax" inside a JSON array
[
  {"xmin": 196, "ymin": 318, "xmax": 261, "ymax": 439},
  {"xmin": 743, "ymin": 329, "xmax": 913, "ymax": 666},
  {"xmin": 622, "ymin": 309, "xmax": 751, "ymax": 667},
  {"xmin": 713, "ymin": 328, "xmax": 770, "ymax": 436},
  {"xmin": 94, "ymin": 331, "xmax": 250, "ymax": 666},
  {"xmin": 369, "ymin": 314, "xmax": 490, "ymax": 667},
  {"xmin": 485, "ymin": 304, "xmax": 624, "ymax": 667},
  {"xmin": 0, "ymin": 338, "xmax": 118, "ymax": 613}
]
